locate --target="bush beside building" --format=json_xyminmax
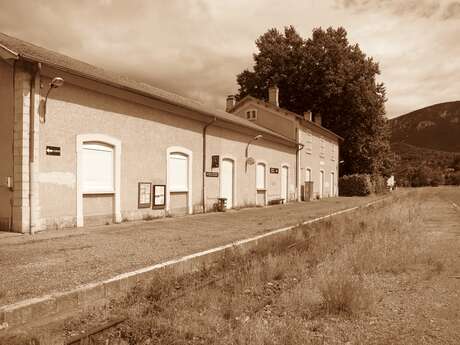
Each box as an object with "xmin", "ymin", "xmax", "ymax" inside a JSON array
[
  {"xmin": 338, "ymin": 174, "xmax": 391, "ymax": 196},
  {"xmin": 338, "ymin": 174, "xmax": 374, "ymax": 196}
]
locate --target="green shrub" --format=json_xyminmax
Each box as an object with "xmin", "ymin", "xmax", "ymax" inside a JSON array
[{"xmin": 339, "ymin": 174, "xmax": 373, "ymax": 196}]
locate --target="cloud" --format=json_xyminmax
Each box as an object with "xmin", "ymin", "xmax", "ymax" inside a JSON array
[
  {"xmin": 442, "ymin": 1, "xmax": 460, "ymax": 18},
  {"xmin": 336, "ymin": 0, "xmax": 460, "ymax": 20},
  {"xmin": 0, "ymin": 0, "xmax": 458, "ymax": 118}
]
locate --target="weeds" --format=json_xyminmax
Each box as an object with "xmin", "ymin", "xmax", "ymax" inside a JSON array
[
  {"xmin": 8, "ymin": 190, "xmax": 446, "ymax": 345},
  {"xmin": 317, "ymin": 261, "xmax": 373, "ymax": 315}
]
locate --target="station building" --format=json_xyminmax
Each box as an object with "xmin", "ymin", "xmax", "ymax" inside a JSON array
[{"xmin": 0, "ymin": 33, "xmax": 341, "ymax": 233}]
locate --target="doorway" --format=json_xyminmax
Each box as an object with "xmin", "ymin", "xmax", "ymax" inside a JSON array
[
  {"xmin": 281, "ymin": 165, "xmax": 289, "ymax": 203},
  {"xmin": 330, "ymin": 172, "xmax": 335, "ymax": 197},
  {"xmin": 319, "ymin": 170, "xmax": 324, "ymax": 198},
  {"xmin": 221, "ymin": 158, "xmax": 234, "ymax": 208}
]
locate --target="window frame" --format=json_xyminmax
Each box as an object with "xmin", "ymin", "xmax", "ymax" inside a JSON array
[
  {"xmin": 256, "ymin": 162, "xmax": 266, "ymax": 190},
  {"xmin": 319, "ymin": 137, "xmax": 325, "ymax": 158},
  {"xmin": 168, "ymin": 152, "xmax": 189, "ymax": 193},
  {"xmin": 246, "ymin": 109, "xmax": 257, "ymax": 121},
  {"xmin": 305, "ymin": 130, "xmax": 313, "ymax": 154},
  {"xmin": 166, "ymin": 146, "xmax": 193, "ymax": 215},
  {"xmin": 81, "ymin": 142, "xmax": 115, "ymax": 194},
  {"xmin": 76, "ymin": 134, "xmax": 122, "ymax": 227}
]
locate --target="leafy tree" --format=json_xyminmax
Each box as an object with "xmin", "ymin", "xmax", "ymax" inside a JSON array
[
  {"xmin": 452, "ymin": 156, "xmax": 460, "ymax": 171},
  {"xmin": 236, "ymin": 26, "xmax": 393, "ymax": 176}
]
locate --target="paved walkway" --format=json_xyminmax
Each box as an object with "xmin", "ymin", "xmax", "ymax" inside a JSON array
[{"xmin": 0, "ymin": 195, "xmax": 385, "ymax": 306}]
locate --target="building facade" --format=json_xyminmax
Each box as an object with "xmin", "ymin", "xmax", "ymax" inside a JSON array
[
  {"xmin": 0, "ymin": 33, "xmax": 340, "ymax": 233},
  {"xmin": 229, "ymin": 89, "xmax": 341, "ymax": 201}
]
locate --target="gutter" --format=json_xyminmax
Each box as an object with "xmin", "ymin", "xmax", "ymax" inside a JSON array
[
  {"xmin": 295, "ymin": 129, "xmax": 305, "ymax": 202},
  {"xmin": 29, "ymin": 62, "xmax": 41, "ymax": 234},
  {"xmin": 202, "ymin": 117, "xmax": 217, "ymax": 213},
  {"xmin": 0, "ymin": 43, "xmax": 19, "ymax": 60}
]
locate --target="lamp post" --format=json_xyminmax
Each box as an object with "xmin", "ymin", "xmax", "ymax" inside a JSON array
[
  {"xmin": 42, "ymin": 77, "xmax": 64, "ymax": 123},
  {"xmin": 245, "ymin": 134, "xmax": 263, "ymax": 172}
]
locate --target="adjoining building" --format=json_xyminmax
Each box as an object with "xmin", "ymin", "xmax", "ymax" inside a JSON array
[
  {"xmin": 228, "ymin": 89, "xmax": 341, "ymax": 201},
  {"xmin": 0, "ymin": 32, "xmax": 341, "ymax": 233}
]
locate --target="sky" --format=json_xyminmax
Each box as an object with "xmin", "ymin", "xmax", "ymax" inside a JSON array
[{"xmin": 0, "ymin": 0, "xmax": 459, "ymax": 119}]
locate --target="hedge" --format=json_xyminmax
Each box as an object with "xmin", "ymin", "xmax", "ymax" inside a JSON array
[{"xmin": 339, "ymin": 174, "xmax": 373, "ymax": 196}]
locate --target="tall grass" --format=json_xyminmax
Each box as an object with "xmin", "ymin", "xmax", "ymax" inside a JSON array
[
  {"xmin": 4, "ymin": 191, "xmax": 441, "ymax": 345},
  {"xmin": 94, "ymin": 193, "xmax": 436, "ymax": 345}
]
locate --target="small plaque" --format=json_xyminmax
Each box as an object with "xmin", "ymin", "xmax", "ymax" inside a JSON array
[
  {"xmin": 46, "ymin": 146, "xmax": 61, "ymax": 156},
  {"xmin": 211, "ymin": 155, "xmax": 220, "ymax": 168},
  {"xmin": 206, "ymin": 171, "xmax": 219, "ymax": 177},
  {"xmin": 270, "ymin": 168, "xmax": 279, "ymax": 174},
  {"xmin": 138, "ymin": 182, "xmax": 152, "ymax": 208},
  {"xmin": 153, "ymin": 184, "xmax": 166, "ymax": 208}
]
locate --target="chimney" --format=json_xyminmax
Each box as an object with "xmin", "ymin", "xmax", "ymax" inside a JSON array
[
  {"xmin": 303, "ymin": 111, "xmax": 313, "ymax": 121},
  {"xmin": 268, "ymin": 86, "xmax": 279, "ymax": 107},
  {"xmin": 314, "ymin": 113, "xmax": 322, "ymax": 126},
  {"xmin": 226, "ymin": 95, "xmax": 236, "ymax": 112}
]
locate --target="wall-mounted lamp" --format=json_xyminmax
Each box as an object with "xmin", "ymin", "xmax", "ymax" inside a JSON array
[
  {"xmin": 42, "ymin": 77, "xmax": 64, "ymax": 123},
  {"xmin": 245, "ymin": 134, "xmax": 263, "ymax": 172},
  {"xmin": 246, "ymin": 134, "xmax": 263, "ymax": 158}
]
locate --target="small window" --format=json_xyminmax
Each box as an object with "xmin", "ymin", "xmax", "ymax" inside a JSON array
[
  {"xmin": 331, "ymin": 144, "xmax": 336, "ymax": 161},
  {"xmin": 169, "ymin": 152, "xmax": 189, "ymax": 192},
  {"xmin": 82, "ymin": 142, "xmax": 114, "ymax": 193},
  {"xmin": 246, "ymin": 109, "xmax": 257, "ymax": 121},
  {"xmin": 305, "ymin": 131, "xmax": 313, "ymax": 154},
  {"xmin": 305, "ymin": 168, "xmax": 311, "ymax": 182},
  {"xmin": 320, "ymin": 137, "xmax": 325, "ymax": 158},
  {"xmin": 256, "ymin": 163, "xmax": 266, "ymax": 190}
]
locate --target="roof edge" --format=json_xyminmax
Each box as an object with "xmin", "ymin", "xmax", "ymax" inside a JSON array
[
  {"xmin": 0, "ymin": 43, "xmax": 18, "ymax": 60},
  {"xmin": 232, "ymin": 95, "xmax": 343, "ymax": 141},
  {"xmin": 19, "ymin": 55, "xmax": 297, "ymax": 147}
]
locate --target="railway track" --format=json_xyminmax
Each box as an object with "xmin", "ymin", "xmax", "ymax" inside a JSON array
[{"xmin": 63, "ymin": 242, "xmax": 306, "ymax": 345}]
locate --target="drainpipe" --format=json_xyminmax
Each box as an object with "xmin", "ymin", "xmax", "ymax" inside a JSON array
[
  {"xmin": 29, "ymin": 63, "xmax": 41, "ymax": 234},
  {"xmin": 202, "ymin": 117, "xmax": 217, "ymax": 213},
  {"xmin": 295, "ymin": 127, "xmax": 304, "ymax": 202},
  {"xmin": 10, "ymin": 60, "xmax": 17, "ymax": 232}
]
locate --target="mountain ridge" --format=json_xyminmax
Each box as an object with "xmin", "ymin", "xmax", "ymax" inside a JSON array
[{"xmin": 389, "ymin": 101, "xmax": 460, "ymax": 153}]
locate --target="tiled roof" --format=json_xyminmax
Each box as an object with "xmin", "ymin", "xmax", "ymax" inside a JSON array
[
  {"xmin": 231, "ymin": 95, "xmax": 343, "ymax": 141},
  {"xmin": 0, "ymin": 32, "xmax": 297, "ymax": 146}
]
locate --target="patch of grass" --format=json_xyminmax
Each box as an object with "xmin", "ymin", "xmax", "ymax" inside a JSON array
[{"xmin": 316, "ymin": 261, "xmax": 373, "ymax": 315}]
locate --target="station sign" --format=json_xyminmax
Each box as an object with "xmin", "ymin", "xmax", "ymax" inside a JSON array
[{"xmin": 46, "ymin": 146, "xmax": 61, "ymax": 156}]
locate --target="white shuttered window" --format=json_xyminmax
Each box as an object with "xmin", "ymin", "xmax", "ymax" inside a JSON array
[
  {"xmin": 305, "ymin": 131, "xmax": 312, "ymax": 154},
  {"xmin": 169, "ymin": 153, "xmax": 189, "ymax": 192},
  {"xmin": 256, "ymin": 163, "xmax": 266, "ymax": 190},
  {"xmin": 82, "ymin": 143, "xmax": 114, "ymax": 193}
]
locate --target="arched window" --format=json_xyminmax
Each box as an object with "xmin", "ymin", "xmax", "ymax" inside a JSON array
[
  {"xmin": 166, "ymin": 146, "xmax": 193, "ymax": 215},
  {"xmin": 305, "ymin": 168, "xmax": 311, "ymax": 182},
  {"xmin": 256, "ymin": 163, "xmax": 266, "ymax": 190},
  {"xmin": 169, "ymin": 152, "xmax": 189, "ymax": 192},
  {"xmin": 81, "ymin": 142, "xmax": 114, "ymax": 193},
  {"xmin": 76, "ymin": 134, "xmax": 121, "ymax": 227}
]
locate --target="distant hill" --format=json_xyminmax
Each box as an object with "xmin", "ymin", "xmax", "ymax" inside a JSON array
[
  {"xmin": 390, "ymin": 101, "xmax": 460, "ymax": 152},
  {"xmin": 391, "ymin": 142, "xmax": 458, "ymax": 170}
]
